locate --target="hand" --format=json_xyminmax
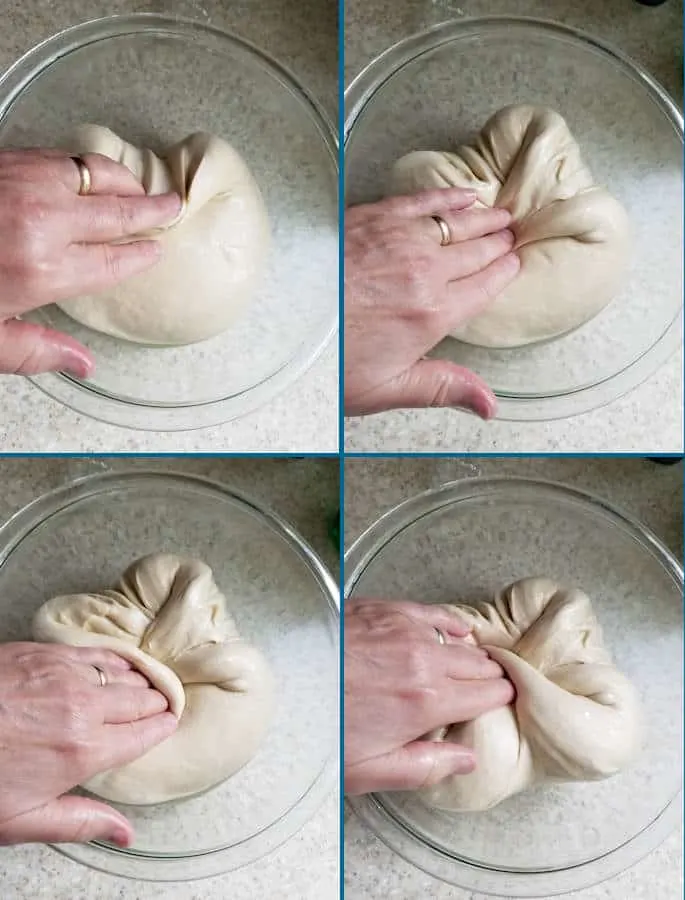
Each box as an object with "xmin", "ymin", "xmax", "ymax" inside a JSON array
[
  {"xmin": 344, "ymin": 187, "xmax": 520, "ymax": 417},
  {"xmin": 344, "ymin": 599, "xmax": 514, "ymax": 794},
  {"xmin": 0, "ymin": 149, "xmax": 181, "ymax": 377},
  {"xmin": 0, "ymin": 641, "xmax": 177, "ymax": 846}
]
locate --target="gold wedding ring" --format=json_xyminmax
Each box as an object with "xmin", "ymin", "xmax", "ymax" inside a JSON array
[
  {"xmin": 71, "ymin": 155, "xmax": 92, "ymax": 196},
  {"xmin": 92, "ymin": 664, "xmax": 107, "ymax": 687},
  {"xmin": 434, "ymin": 627, "xmax": 447, "ymax": 645},
  {"xmin": 432, "ymin": 214, "xmax": 452, "ymax": 246}
]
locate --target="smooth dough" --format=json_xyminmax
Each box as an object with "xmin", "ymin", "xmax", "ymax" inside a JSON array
[
  {"xmin": 390, "ymin": 105, "xmax": 631, "ymax": 348},
  {"xmin": 58, "ymin": 125, "xmax": 270, "ymax": 346},
  {"xmin": 419, "ymin": 577, "xmax": 642, "ymax": 812},
  {"xmin": 32, "ymin": 553, "xmax": 275, "ymax": 805}
]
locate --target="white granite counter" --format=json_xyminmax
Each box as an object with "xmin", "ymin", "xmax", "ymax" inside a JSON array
[
  {"xmin": 344, "ymin": 0, "xmax": 683, "ymax": 453},
  {"xmin": 0, "ymin": 456, "xmax": 340, "ymax": 899},
  {"xmin": 344, "ymin": 455, "xmax": 683, "ymax": 899}
]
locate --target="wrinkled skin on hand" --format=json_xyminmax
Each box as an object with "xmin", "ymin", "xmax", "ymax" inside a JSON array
[
  {"xmin": 0, "ymin": 148, "xmax": 181, "ymax": 377},
  {"xmin": 344, "ymin": 599, "xmax": 515, "ymax": 794},
  {"xmin": 0, "ymin": 641, "xmax": 177, "ymax": 846},
  {"xmin": 344, "ymin": 187, "xmax": 520, "ymax": 417}
]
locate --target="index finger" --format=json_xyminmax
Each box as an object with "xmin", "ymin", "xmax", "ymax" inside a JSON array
[
  {"xmin": 73, "ymin": 192, "xmax": 182, "ymax": 243},
  {"xmin": 349, "ymin": 187, "xmax": 477, "ymax": 224}
]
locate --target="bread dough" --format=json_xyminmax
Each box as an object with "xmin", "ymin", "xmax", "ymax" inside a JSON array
[
  {"xmin": 390, "ymin": 105, "xmax": 631, "ymax": 348},
  {"xmin": 32, "ymin": 553, "xmax": 275, "ymax": 805},
  {"xmin": 58, "ymin": 125, "xmax": 270, "ymax": 346},
  {"xmin": 419, "ymin": 577, "xmax": 642, "ymax": 812}
]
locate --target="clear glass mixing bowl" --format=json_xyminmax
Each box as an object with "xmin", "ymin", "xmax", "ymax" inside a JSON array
[
  {"xmin": 345, "ymin": 17, "xmax": 683, "ymax": 421},
  {"xmin": 345, "ymin": 477, "xmax": 683, "ymax": 896},
  {"xmin": 0, "ymin": 14, "xmax": 338, "ymax": 430},
  {"xmin": 0, "ymin": 470, "xmax": 339, "ymax": 880}
]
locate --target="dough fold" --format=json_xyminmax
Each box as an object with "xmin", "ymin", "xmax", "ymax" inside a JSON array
[
  {"xmin": 390, "ymin": 105, "xmax": 631, "ymax": 348},
  {"xmin": 33, "ymin": 553, "xmax": 275, "ymax": 805},
  {"xmin": 58, "ymin": 125, "xmax": 270, "ymax": 346},
  {"xmin": 419, "ymin": 577, "xmax": 642, "ymax": 812}
]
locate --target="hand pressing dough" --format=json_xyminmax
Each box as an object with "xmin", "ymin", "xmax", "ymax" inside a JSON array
[
  {"xmin": 58, "ymin": 125, "xmax": 270, "ymax": 346},
  {"xmin": 420, "ymin": 577, "xmax": 642, "ymax": 812},
  {"xmin": 32, "ymin": 553, "xmax": 275, "ymax": 805},
  {"xmin": 391, "ymin": 105, "xmax": 631, "ymax": 348}
]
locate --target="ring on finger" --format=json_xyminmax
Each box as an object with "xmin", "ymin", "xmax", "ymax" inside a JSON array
[
  {"xmin": 92, "ymin": 664, "xmax": 107, "ymax": 688},
  {"xmin": 431, "ymin": 215, "xmax": 452, "ymax": 246},
  {"xmin": 71, "ymin": 155, "xmax": 92, "ymax": 196},
  {"xmin": 434, "ymin": 627, "xmax": 447, "ymax": 645}
]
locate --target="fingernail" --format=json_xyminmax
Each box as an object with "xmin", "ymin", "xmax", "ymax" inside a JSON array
[
  {"xmin": 110, "ymin": 828, "xmax": 131, "ymax": 847},
  {"xmin": 64, "ymin": 353, "xmax": 94, "ymax": 380}
]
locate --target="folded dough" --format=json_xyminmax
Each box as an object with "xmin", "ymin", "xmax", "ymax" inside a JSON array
[
  {"xmin": 58, "ymin": 125, "xmax": 270, "ymax": 346},
  {"xmin": 420, "ymin": 577, "xmax": 642, "ymax": 812},
  {"xmin": 32, "ymin": 553, "xmax": 275, "ymax": 805},
  {"xmin": 390, "ymin": 105, "xmax": 631, "ymax": 348}
]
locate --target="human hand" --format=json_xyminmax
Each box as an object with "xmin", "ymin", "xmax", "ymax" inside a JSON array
[
  {"xmin": 344, "ymin": 599, "xmax": 514, "ymax": 794},
  {"xmin": 0, "ymin": 641, "xmax": 177, "ymax": 846},
  {"xmin": 344, "ymin": 187, "xmax": 520, "ymax": 417},
  {"xmin": 0, "ymin": 149, "xmax": 181, "ymax": 377}
]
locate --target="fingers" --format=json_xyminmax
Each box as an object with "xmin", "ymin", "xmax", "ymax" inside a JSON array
[
  {"xmin": 99, "ymin": 712, "xmax": 178, "ymax": 771},
  {"xmin": 436, "ymin": 677, "xmax": 515, "ymax": 725},
  {"xmin": 350, "ymin": 187, "xmax": 477, "ymax": 223},
  {"xmin": 67, "ymin": 239, "xmax": 163, "ymax": 295},
  {"xmin": 442, "ymin": 644, "xmax": 505, "ymax": 680},
  {"xmin": 374, "ymin": 359, "xmax": 497, "ymax": 419},
  {"xmin": 436, "ymin": 206, "xmax": 512, "ymax": 244},
  {"xmin": 62, "ymin": 152, "xmax": 146, "ymax": 197},
  {"xmin": 443, "ymin": 251, "xmax": 521, "ymax": 330},
  {"xmin": 0, "ymin": 319, "xmax": 94, "ymax": 378},
  {"xmin": 0, "ymin": 795, "xmax": 133, "ymax": 847},
  {"xmin": 344, "ymin": 741, "xmax": 475, "ymax": 795},
  {"xmin": 443, "ymin": 229, "xmax": 515, "ymax": 281},
  {"xmin": 98, "ymin": 685, "xmax": 169, "ymax": 725},
  {"xmin": 54, "ymin": 646, "xmax": 137, "ymax": 673},
  {"xmin": 73, "ymin": 192, "xmax": 182, "ymax": 243}
]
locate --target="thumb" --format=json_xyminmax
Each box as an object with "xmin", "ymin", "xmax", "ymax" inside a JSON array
[
  {"xmin": 379, "ymin": 359, "xmax": 497, "ymax": 418},
  {"xmin": 0, "ymin": 795, "xmax": 133, "ymax": 847},
  {"xmin": 345, "ymin": 741, "xmax": 475, "ymax": 795},
  {"xmin": 0, "ymin": 319, "xmax": 94, "ymax": 378}
]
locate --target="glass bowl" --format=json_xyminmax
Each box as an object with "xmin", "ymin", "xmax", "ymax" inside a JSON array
[
  {"xmin": 0, "ymin": 14, "xmax": 338, "ymax": 430},
  {"xmin": 0, "ymin": 470, "xmax": 339, "ymax": 880},
  {"xmin": 345, "ymin": 17, "xmax": 683, "ymax": 421},
  {"xmin": 344, "ymin": 477, "xmax": 683, "ymax": 897}
]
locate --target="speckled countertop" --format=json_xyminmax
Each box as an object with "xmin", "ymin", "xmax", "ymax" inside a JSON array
[
  {"xmin": 0, "ymin": 456, "xmax": 340, "ymax": 900},
  {"xmin": 344, "ymin": 0, "xmax": 683, "ymax": 453},
  {"xmin": 0, "ymin": 0, "xmax": 338, "ymax": 452},
  {"xmin": 344, "ymin": 455, "xmax": 683, "ymax": 900}
]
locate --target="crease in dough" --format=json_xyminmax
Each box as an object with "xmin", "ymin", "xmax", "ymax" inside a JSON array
[
  {"xmin": 419, "ymin": 577, "xmax": 642, "ymax": 812},
  {"xmin": 32, "ymin": 553, "xmax": 275, "ymax": 806},
  {"xmin": 58, "ymin": 125, "xmax": 271, "ymax": 346},
  {"xmin": 390, "ymin": 104, "xmax": 631, "ymax": 348}
]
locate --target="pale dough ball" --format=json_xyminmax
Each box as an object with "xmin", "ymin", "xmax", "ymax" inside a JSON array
[
  {"xmin": 32, "ymin": 553, "xmax": 275, "ymax": 806},
  {"xmin": 58, "ymin": 125, "xmax": 271, "ymax": 346},
  {"xmin": 419, "ymin": 577, "xmax": 642, "ymax": 812},
  {"xmin": 390, "ymin": 105, "xmax": 632, "ymax": 348}
]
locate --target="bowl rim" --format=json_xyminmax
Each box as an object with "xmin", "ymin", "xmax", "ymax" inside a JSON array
[
  {"xmin": 344, "ymin": 474, "xmax": 683, "ymax": 896},
  {"xmin": 0, "ymin": 468, "xmax": 339, "ymax": 881},
  {"xmin": 343, "ymin": 15, "xmax": 684, "ymax": 423},
  {"xmin": 0, "ymin": 13, "xmax": 339, "ymax": 432}
]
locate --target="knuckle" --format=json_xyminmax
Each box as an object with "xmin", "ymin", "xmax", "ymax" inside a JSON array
[{"xmin": 404, "ymin": 640, "xmax": 431, "ymax": 685}]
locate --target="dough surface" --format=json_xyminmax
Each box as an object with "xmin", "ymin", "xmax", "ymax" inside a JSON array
[
  {"xmin": 58, "ymin": 125, "xmax": 270, "ymax": 346},
  {"xmin": 390, "ymin": 105, "xmax": 631, "ymax": 348},
  {"xmin": 420, "ymin": 577, "xmax": 642, "ymax": 812},
  {"xmin": 32, "ymin": 553, "xmax": 275, "ymax": 805}
]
